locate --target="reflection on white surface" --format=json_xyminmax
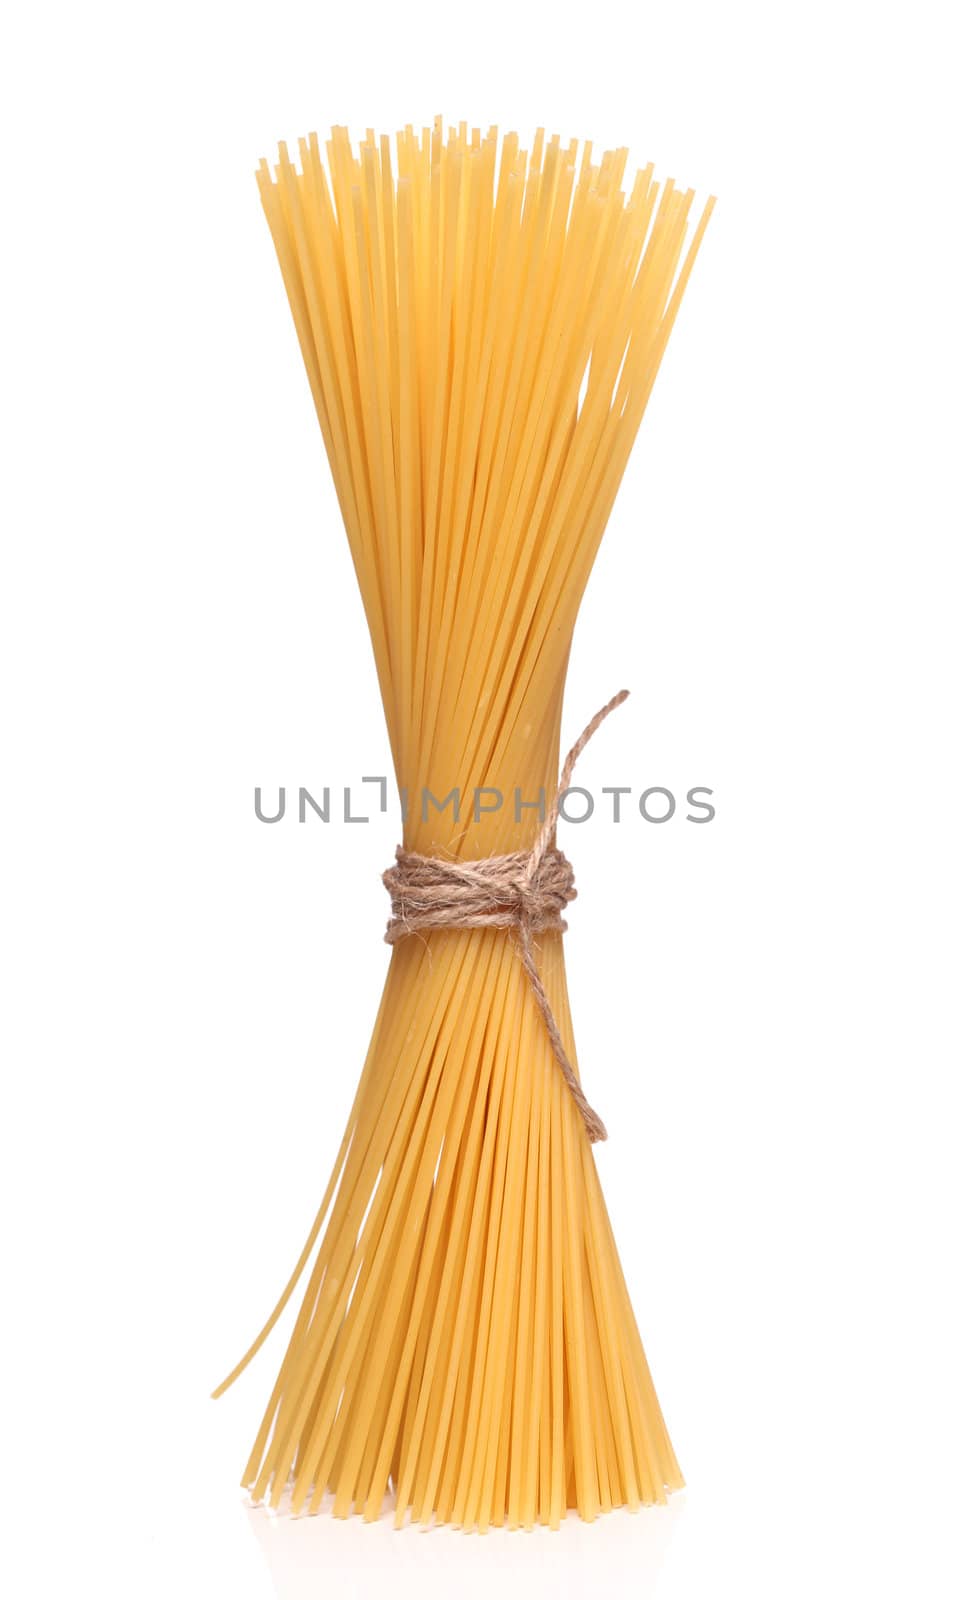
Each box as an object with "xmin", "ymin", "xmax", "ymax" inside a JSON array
[{"xmin": 245, "ymin": 1494, "xmax": 684, "ymax": 1600}]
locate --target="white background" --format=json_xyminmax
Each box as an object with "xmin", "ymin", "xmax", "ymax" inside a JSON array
[{"xmin": 2, "ymin": 2, "xmax": 960, "ymax": 1596}]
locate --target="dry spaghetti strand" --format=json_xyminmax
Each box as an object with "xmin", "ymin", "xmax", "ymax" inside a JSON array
[{"xmin": 218, "ymin": 120, "xmax": 712, "ymax": 1530}]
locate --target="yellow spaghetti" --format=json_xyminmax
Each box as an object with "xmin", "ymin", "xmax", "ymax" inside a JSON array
[{"xmin": 216, "ymin": 118, "xmax": 713, "ymax": 1531}]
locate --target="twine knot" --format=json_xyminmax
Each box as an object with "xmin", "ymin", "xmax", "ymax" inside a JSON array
[
  {"xmin": 382, "ymin": 690, "xmax": 629, "ymax": 1143},
  {"xmin": 383, "ymin": 842, "xmax": 576, "ymax": 941}
]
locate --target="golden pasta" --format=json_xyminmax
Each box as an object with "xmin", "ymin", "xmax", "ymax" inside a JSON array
[{"xmin": 215, "ymin": 118, "xmax": 713, "ymax": 1531}]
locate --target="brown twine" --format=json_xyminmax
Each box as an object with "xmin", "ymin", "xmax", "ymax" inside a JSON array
[{"xmin": 382, "ymin": 689, "xmax": 630, "ymax": 1143}]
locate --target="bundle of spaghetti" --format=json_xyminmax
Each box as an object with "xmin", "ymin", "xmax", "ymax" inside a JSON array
[{"xmin": 216, "ymin": 119, "xmax": 713, "ymax": 1531}]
